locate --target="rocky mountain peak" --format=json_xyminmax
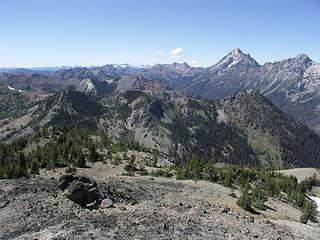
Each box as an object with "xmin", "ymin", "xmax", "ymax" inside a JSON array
[
  {"xmin": 272, "ymin": 53, "xmax": 313, "ymax": 70},
  {"xmin": 149, "ymin": 62, "xmax": 193, "ymax": 75},
  {"xmin": 172, "ymin": 62, "xmax": 191, "ymax": 69},
  {"xmin": 231, "ymin": 48, "xmax": 243, "ymax": 55},
  {"xmin": 102, "ymin": 64, "xmax": 117, "ymax": 70},
  {"xmin": 210, "ymin": 49, "xmax": 259, "ymax": 72},
  {"xmin": 182, "ymin": 62, "xmax": 192, "ymax": 68},
  {"xmin": 294, "ymin": 53, "xmax": 312, "ymax": 64}
]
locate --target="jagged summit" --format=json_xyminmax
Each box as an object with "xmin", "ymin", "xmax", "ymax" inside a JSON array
[
  {"xmin": 171, "ymin": 62, "xmax": 191, "ymax": 68},
  {"xmin": 210, "ymin": 49, "xmax": 259, "ymax": 72},
  {"xmin": 152, "ymin": 62, "xmax": 191, "ymax": 69},
  {"xmin": 294, "ymin": 53, "xmax": 312, "ymax": 64},
  {"xmin": 268, "ymin": 53, "xmax": 312, "ymax": 66},
  {"xmin": 230, "ymin": 48, "xmax": 243, "ymax": 55},
  {"xmin": 263, "ymin": 53, "xmax": 313, "ymax": 71},
  {"xmin": 296, "ymin": 53, "xmax": 310, "ymax": 59}
]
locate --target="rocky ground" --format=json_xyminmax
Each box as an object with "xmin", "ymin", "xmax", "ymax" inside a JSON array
[{"xmin": 1, "ymin": 164, "xmax": 320, "ymax": 240}]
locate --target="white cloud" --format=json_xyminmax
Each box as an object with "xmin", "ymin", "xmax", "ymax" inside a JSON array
[
  {"xmin": 190, "ymin": 60, "xmax": 200, "ymax": 67},
  {"xmin": 156, "ymin": 51, "xmax": 164, "ymax": 55},
  {"xmin": 169, "ymin": 48, "xmax": 184, "ymax": 59}
]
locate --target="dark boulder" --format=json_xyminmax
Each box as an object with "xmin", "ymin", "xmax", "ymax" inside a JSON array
[
  {"xmin": 64, "ymin": 181, "xmax": 90, "ymax": 203},
  {"xmin": 58, "ymin": 175, "xmax": 75, "ymax": 190},
  {"xmin": 59, "ymin": 175, "xmax": 101, "ymax": 209}
]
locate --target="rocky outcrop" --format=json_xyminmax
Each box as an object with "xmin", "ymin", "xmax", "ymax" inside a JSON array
[
  {"xmin": 59, "ymin": 175, "xmax": 102, "ymax": 209},
  {"xmin": 58, "ymin": 175, "xmax": 142, "ymax": 209}
]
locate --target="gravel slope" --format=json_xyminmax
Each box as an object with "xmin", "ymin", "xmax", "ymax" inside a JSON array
[{"xmin": 1, "ymin": 170, "xmax": 320, "ymax": 240}]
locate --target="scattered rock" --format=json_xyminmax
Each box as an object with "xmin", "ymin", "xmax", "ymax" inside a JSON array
[
  {"xmin": 246, "ymin": 216, "xmax": 255, "ymax": 223},
  {"xmin": 163, "ymin": 222, "xmax": 169, "ymax": 230},
  {"xmin": 0, "ymin": 199, "xmax": 10, "ymax": 209},
  {"xmin": 263, "ymin": 219, "xmax": 271, "ymax": 224},
  {"xmin": 118, "ymin": 205, "xmax": 126, "ymax": 211},
  {"xmin": 221, "ymin": 207, "xmax": 231, "ymax": 213},
  {"xmin": 100, "ymin": 198, "xmax": 114, "ymax": 209},
  {"xmin": 104, "ymin": 186, "xmax": 138, "ymax": 205},
  {"xmin": 189, "ymin": 205, "xmax": 202, "ymax": 215}
]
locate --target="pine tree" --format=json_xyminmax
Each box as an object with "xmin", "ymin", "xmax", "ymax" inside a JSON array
[
  {"xmin": 221, "ymin": 168, "xmax": 233, "ymax": 187},
  {"xmin": 49, "ymin": 146, "xmax": 58, "ymax": 166},
  {"xmin": 295, "ymin": 189, "xmax": 305, "ymax": 207},
  {"xmin": 203, "ymin": 162, "xmax": 218, "ymax": 182},
  {"xmin": 300, "ymin": 200, "xmax": 318, "ymax": 224},
  {"xmin": 15, "ymin": 152, "xmax": 28, "ymax": 178},
  {"xmin": 88, "ymin": 144, "xmax": 99, "ymax": 162},
  {"xmin": 185, "ymin": 155, "xmax": 204, "ymax": 180},
  {"xmin": 251, "ymin": 187, "xmax": 267, "ymax": 210},
  {"xmin": 76, "ymin": 150, "xmax": 86, "ymax": 167},
  {"xmin": 30, "ymin": 158, "xmax": 39, "ymax": 175},
  {"xmin": 237, "ymin": 183, "xmax": 252, "ymax": 211}
]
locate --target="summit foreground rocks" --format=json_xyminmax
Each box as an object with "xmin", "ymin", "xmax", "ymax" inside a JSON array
[{"xmin": 0, "ymin": 169, "xmax": 320, "ymax": 240}]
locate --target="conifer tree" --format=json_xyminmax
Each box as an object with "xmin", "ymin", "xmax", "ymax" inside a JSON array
[
  {"xmin": 237, "ymin": 182, "xmax": 252, "ymax": 211},
  {"xmin": 30, "ymin": 158, "xmax": 39, "ymax": 175},
  {"xmin": 76, "ymin": 150, "xmax": 86, "ymax": 167},
  {"xmin": 88, "ymin": 144, "xmax": 99, "ymax": 162},
  {"xmin": 300, "ymin": 200, "xmax": 318, "ymax": 224},
  {"xmin": 15, "ymin": 152, "xmax": 28, "ymax": 178}
]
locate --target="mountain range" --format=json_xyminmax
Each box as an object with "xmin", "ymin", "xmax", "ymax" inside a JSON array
[
  {"xmin": 1, "ymin": 48, "xmax": 319, "ymax": 133},
  {"xmin": 1, "ymin": 49, "xmax": 320, "ymax": 168},
  {"xmin": 141, "ymin": 49, "xmax": 320, "ymax": 134},
  {"xmin": 183, "ymin": 49, "xmax": 320, "ymax": 134}
]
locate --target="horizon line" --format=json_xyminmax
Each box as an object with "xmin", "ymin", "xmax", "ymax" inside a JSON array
[{"xmin": 0, "ymin": 51, "xmax": 317, "ymax": 69}]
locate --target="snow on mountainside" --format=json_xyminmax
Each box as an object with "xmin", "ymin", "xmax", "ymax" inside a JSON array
[
  {"xmin": 78, "ymin": 79, "xmax": 97, "ymax": 93},
  {"xmin": 113, "ymin": 63, "xmax": 151, "ymax": 69}
]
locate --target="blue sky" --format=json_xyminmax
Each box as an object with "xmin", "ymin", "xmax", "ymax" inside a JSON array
[{"xmin": 0, "ymin": 0, "xmax": 319, "ymax": 67}]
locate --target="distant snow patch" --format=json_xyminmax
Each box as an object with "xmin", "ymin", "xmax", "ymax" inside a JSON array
[
  {"xmin": 86, "ymin": 81, "xmax": 95, "ymax": 92},
  {"xmin": 309, "ymin": 196, "xmax": 320, "ymax": 212},
  {"xmin": 105, "ymin": 79, "xmax": 114, "ymax": 84},
  {"xmin": 8, "ymin": 85, "xmax": 15, "ymax": 91},
  {"xmin": 79, "ymin": 79, "xmax": 96, "ymax": 93},
  {"xmin": 217, "ymin": 109, "xmax": 228, "ymax": 123}
]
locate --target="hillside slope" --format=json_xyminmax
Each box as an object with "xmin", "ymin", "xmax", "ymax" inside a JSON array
[
  {"xmin": 3, "ymin": 89, "xmax": 320, "ymax": 168},
  {"xmin": 217, "ymin": 90, "xmax": 320, "ymax": 167}
]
